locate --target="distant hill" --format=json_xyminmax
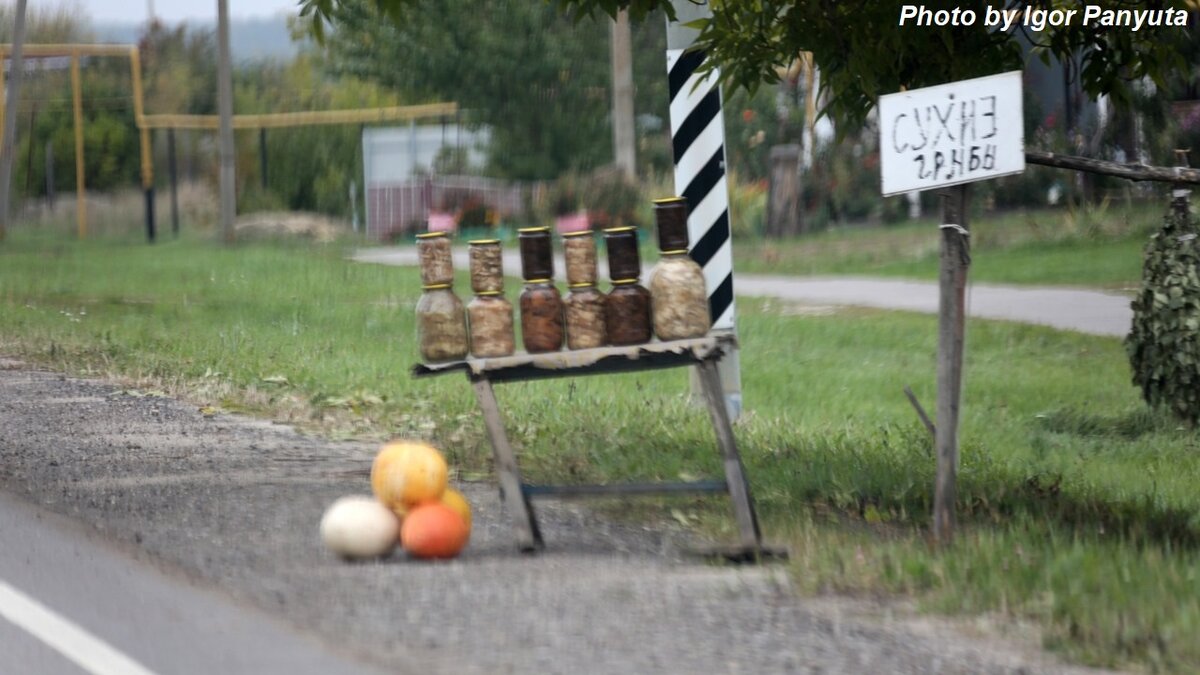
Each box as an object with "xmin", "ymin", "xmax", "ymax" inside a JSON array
[{"xmin": 92, "ymin": 16, "xmax": 302, "ymax": 62}]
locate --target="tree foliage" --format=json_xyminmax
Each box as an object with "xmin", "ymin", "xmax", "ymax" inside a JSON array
[
  {"xmin": 235, "ymin": 52, "xmax": 402, "ymax": 216},
  {"xmin": 313, "ymin": 0, "xmax": 635, "ymax": 180},
  {"xmin": 299, "ymin": 0, "xmax": 1194, "ymax": 134},
  {"xmin": 6, "ymin": 7, "xmax": 143, "ymax": 198}
]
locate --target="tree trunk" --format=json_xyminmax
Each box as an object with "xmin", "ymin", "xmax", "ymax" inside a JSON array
[
  {"xmin": 217, "ymin": 0, "xmax": 236, "ymax": 244},
  {"xmin": 610, "ymin": 9, "xmax": 636, "ymax": 179},
  {"xmin": 767, "ymin": 144, "xmax": 802, "ymax": 237}
]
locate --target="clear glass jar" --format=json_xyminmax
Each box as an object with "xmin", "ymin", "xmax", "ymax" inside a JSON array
[
  {"xmin": 468, "ymin": 292, "xmax": 515, "ymax": 358},
  {"xmin": 648, "ymin": 253, "xmax": 710, "ymax": 340},
  {"xmin": 564, "ymin": 283, "xmax": 607, "ymax": 350},
  {"xmin": 606, "ymin": 280, "xmax": 652, "ymax": 346},
  {"xmin": 519, "ymin": 280, "xmax": 565, "ymax": 353},
  {"xmin": 416, "ymin": 232, "xmax": 454, "ymax": 286},
  {"xmin": 468, "ymin": 239, "xmax": 504, "ymax": 294},
  {"xmin": 562, "ymin": 230, "xmax": 598, "ymax": 286},
  {"xmin": 416, "ymin": 284, "xmax": 468, "ymax": 362}
]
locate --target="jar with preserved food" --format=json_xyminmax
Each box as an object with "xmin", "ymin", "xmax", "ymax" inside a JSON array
[
  {"xmin": 603, "ymin": 226, "xmax": 642, "ymax": 282},
  {"xmin": 517, "ymin": 226, "xmax": 564, "ymax": 352},
  {"xmin": 562, "ymin": 230, "xmax": 598, "ymax": 286},
  {"xmin": 519, "ymin": 281, "xmax": 564, "ymax": 353},
  {"xmin": 416, "ymin": 231, "xmax": 454, "ymax": 286},
  {"xmin": 468, "ymin": 291, "xmax": 515, "ymax": 358},
  {"xmin": 606, "ymin": 281, "xmax": 652, "ymax": 346},
  {"xmin": 603, "ymin": 226, "xmax": 653, "ymax": 346},
  {"xmin": 564, "ymin": 283, "xmax": 606, "ymax": 350},
  {"xmin": 518, "ymin": 226, "xmax": 554, "ymax": 281},
  {"xmin": 649, "ymin": 197, "xmax": 710, "ymax": 340},
  {"xmin": 468, "ymin": 239, "xmax": 504, "ymax": 293},
  {"xmin": 415, "ymin": 284, "xmax": 468, "ymax": 362}
]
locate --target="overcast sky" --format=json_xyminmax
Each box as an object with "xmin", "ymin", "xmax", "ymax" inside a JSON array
[{"xmin": 34, "ymin": 0, "xmax": 298, "ymax": 24}]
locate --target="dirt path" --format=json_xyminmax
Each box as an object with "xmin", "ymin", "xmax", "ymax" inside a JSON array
[{"xmin": 0, "ymin": 360, "xmax": 1121, "ymax": 674}]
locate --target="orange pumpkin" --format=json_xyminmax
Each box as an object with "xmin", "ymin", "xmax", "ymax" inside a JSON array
[
  {"xmin": 371, "ymin": 440, "xmax": 448, "ymax": 515},
  {"xmin": 401, "ymin": 503, "xmax": 470, "ymax": 559}
]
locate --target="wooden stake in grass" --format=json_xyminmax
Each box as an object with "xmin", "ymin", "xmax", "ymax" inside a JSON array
[
  {"xmin": 933, "ymin": 185, "xmax": 969, "ymax": 545},
  {"xmin": 903, "ymin": 385, "xmax": 935, "ymax": 441}
]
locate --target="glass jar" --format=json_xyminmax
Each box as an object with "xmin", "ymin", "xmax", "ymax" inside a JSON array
[
  {"xmin": 606, "ymin": 280, "xmax": 652, "ymax": 346},
  {"xmin": 649, "ymin": 196, "xmax": 710, "ymax": 340},
  {"xmin": 415, "ymin": 284, "xmax": 468, "ymax": 362},
  {"xmin": 562, "ymin": 230, "xmax": 598, "ymax": 286},
  {"xmin": 649, "ymin": 255, "xmax": 710, "ymax": 340},
  {"xmin": 518, "ymin": 226, "xmax": 554, "ymax": 281},
  {"xmin": 468, "ymin": 239, "xmax": 504, "ymax": 294},
  {"xmin": 603, "ymin": 226, "xmax": 642, "ymax": 282},
  {"xmin": 519, "ymin": 280, "xmax": 565, "ymax": 353},
  {"xmin": 564, "ymin": 283, "xmax": 607, "ymax": 350},
  {"xmin": 416, "ymin": 231, "xmax": 454, "ymax": 286},
  {"xmin": 652, "ymin": 197, "xmax": 690, "ymax": 251},
  {"xmin": 468, "ymin": 291, "xmax": 515, "ymax": 358}
]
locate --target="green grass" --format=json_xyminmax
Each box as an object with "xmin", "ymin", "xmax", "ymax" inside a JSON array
[
  {"xmin": 733, "ymin": 203, "xmax": 1163, "ymax": 288},
  {"xmin": 1, "ymin": 230, "xmax": 1198, "ymax": 672}
]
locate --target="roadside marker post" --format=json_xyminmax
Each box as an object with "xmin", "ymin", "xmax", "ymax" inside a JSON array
[{"xmin": 666, "ymin": 2, "xmax": 742, "ymax": 420}]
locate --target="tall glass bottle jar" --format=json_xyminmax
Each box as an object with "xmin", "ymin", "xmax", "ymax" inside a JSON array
[
  {"xmin": 562, "ymin": 230, "xmax": 607, "ymax": 349},
  {"xmin": 467, "ymin": 239, "xmax": 515, "ymax": 357},
  {"xmin": 603, "ymin": 226, "xmax": 653, "ymax": 346},
  {"xmin": 648, "ymin": 197, "xmax": 711, "ymax": 340},
  {"xmin": 517, "ymin": 226, "xmax": 564, "ymax": 353},
  {"xmin": 416, "ymin": 284, "xmax": 469, "ymax": 362}
]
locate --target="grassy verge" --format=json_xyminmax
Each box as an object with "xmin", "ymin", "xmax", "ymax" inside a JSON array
[
  {"xmin": 1, "ymin": 231, "xmax": 1197, "ymax": 672},
  {"xmin": 733, "ymin": 202, "xmax": 1164, "ymax": 288}
]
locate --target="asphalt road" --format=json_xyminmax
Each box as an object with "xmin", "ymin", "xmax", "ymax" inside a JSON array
[
  {"xmin": 0, "ymin": 487, "xmax": 387, "ymax": 675},
  {"xmin": 353, "ymin": 247, "xmax": 1134, "ymax": 336}
]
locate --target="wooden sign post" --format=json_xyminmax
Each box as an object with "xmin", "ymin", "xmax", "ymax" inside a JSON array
[{"xmin": 878, "ymin": 71, "xmax": 1025, "ymax": 543}]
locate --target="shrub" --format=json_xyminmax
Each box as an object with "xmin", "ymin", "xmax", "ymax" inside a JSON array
[
  {"xmin": 1126, "ymin": 202, "xmax": 1200, "ymax": 425},
  {"xmin": 580, "ymin": 167, "xmax": 641, "ymax": 230}
]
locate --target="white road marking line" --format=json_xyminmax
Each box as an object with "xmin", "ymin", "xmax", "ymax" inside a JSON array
[{"xmin": 0, "ymin": 580, "xmax": 158, "ymax": 675}]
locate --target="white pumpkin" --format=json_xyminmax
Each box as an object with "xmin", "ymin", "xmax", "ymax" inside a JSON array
[{"xmin": 319, "ymin": 495, "xmax": 400, "ymax": 559}]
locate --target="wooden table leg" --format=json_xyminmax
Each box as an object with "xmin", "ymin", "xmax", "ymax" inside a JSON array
[
  {"xmin": 471, "ymin": 376, "xmax": 543, "ymax": 551},
  {"xmin": 696, "ymin": 358, "xmax": 762, "ymax": 552}
]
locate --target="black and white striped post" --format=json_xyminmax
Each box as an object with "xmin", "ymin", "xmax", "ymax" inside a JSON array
[{"xmin": 666, "ymin": 2, "xmax": 742, "ymax": 419}]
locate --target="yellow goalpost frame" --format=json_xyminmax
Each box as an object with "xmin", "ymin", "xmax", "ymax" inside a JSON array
[
  {"xmin": 0, "ymin": 43, "xmax": 457, "ymax": 240},
  {"xmin": 0, "ymin": 44, "xmax": 145, "ymax": 239}
]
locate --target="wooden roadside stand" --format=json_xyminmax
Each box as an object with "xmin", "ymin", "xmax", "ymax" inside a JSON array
[{"xmin": 413, "ymin": 334, "xmax": 777, "ymax": 561}]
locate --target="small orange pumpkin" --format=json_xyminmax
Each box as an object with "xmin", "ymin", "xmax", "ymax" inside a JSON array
[{"xmin": 401, "ymin": 503, "xmax": 470, "ymax": 559}]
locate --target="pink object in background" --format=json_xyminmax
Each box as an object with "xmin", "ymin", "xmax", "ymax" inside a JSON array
[
  {"xmin": 555, "ymin": 211, "xmax": 590, "ymax": 234},
  {"xmin": 427, "ymin": 211, "xmax": 457, "ymax": 233}
]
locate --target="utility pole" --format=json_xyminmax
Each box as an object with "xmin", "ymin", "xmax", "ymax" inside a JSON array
[
  {"xmin": 0, "ymin": 0, "xmax": 29, "ymax": 240},
  {"xmin": 216, "ymin": 0, "xmax": 236, "ymax": 244},
  {"xmin": 610, "ymin": 9, "xmax": 636, "ymax": 179}
]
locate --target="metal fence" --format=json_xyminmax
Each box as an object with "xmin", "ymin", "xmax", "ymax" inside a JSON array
[{"xmin": 365, "ymin": 174, "xmax": 536, "ymax": 240}]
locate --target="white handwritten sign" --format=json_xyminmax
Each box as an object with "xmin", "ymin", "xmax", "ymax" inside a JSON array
[{"xmin": 879, "ymin": 71, "xmax": 1024, "ymax": 196}]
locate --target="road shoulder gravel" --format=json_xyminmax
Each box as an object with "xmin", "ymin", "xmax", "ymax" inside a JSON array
[{"xmin": 0, "ymin": 359, "xmax": 1122, "ymax": 674}]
